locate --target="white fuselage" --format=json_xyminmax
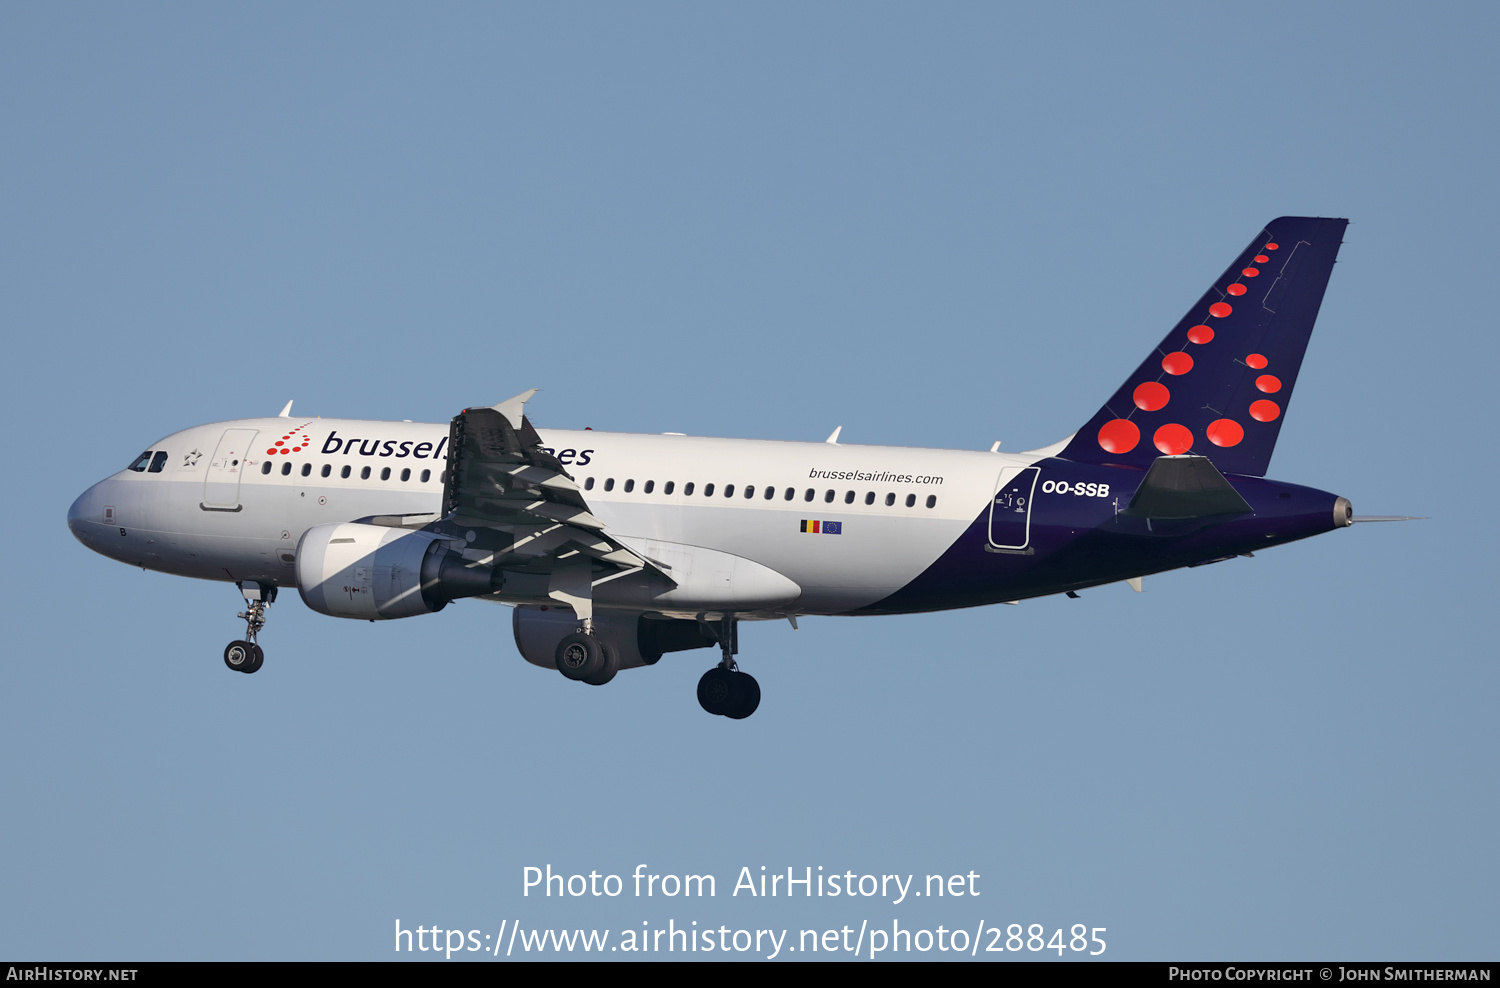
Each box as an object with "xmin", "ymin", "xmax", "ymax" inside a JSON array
[{"xmin": 70, "ymin": 416, "xmax": 1039, "ymax": 615}]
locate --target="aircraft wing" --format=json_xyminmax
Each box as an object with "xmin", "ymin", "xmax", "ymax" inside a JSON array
[{"xmin": 439, "ymin": 391, "xmax": 655, "ymax": 578}]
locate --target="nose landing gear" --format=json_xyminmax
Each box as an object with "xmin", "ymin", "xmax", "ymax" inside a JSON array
[{"xmin": 224, "ymin": 582, "xmax": 274, "ymax": 674}]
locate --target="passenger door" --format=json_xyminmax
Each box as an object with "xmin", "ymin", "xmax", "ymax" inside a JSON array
[
  {"xmin": 988, "ymin": 466, "xmax": 1039, "ymax": 551},
  {"xmin": 202, "ymin": 429, "xmax": 258, "ymax": 509}
]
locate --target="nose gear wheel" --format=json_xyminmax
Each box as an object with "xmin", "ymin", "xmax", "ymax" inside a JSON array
[{"xmin": 224, "ymin": 582, "xmax": 274, "ymax": 674}]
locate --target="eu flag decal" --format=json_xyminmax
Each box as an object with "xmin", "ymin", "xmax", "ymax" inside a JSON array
[
  {"xmin": 799, "ymin": 520, "xmax": 842, "ymax": 534},
  {"xmin": 824, "ymin": 521, "xmax": 842, "ymax": 535}
]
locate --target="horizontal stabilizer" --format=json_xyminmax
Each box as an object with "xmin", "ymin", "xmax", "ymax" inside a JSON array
[{"xmin": 1123, "ymin": 455, "xmax": 1253, "ymax": 519}]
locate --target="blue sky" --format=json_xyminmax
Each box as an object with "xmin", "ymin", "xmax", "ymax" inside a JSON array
[{"xmin": 3, "ymin": 2, "xmax": 1495, "ymax": 961}]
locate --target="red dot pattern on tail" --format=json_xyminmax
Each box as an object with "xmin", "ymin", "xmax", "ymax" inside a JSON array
[
  {"xmin": 1098, "ymin": 419, "xmax": 1140, "ymax": 454},
  {"xmin": 1249, "ymin": 399, "xmax": 1280, "ymax": 422},
  {"xmin": 1153, "ymin": 423, "xmax": 1193, "ymax": 455},
  {"xmin": 1093, "ymin": 228, "xmax": 1294, "ymax": 456},
  {"xmin": 1134, "ymin": 381, "xmax": 1170, "ymax": 411},
  {"xmin": 1161, "ymin": 352, "xmax": 1194, "ymax": 376},
  {"xmin": 1207, "ymin": 418, "xmax": 1244, "ymax": 447}
]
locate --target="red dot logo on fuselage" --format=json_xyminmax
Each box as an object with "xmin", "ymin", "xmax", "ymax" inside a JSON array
[{"xmin": 266, "ymin": 422, "xmax": 316, "ymax": 456}]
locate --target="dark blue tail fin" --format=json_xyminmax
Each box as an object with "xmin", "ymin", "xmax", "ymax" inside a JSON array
[{"xmin": 1058, "ymin": 216, "xmax": 1348, "ymax": 477}]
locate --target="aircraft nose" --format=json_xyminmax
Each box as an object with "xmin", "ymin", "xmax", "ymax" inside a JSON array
[
  {"xmin": 68, "ymin": 481, "xmax": 104, "ymax": 545},
  {"xmin": 68, "ymin": 489, "xmax": 88, "ymax": 541}
]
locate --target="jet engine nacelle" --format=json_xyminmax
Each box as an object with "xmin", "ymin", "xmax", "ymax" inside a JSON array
[
  {"xmin": 512, "ymin": 605, "xmax": 717, "ymax": 671},
  {"xmin": 296, "ymin": 522, "xmax": 497, "ymax": 620}
]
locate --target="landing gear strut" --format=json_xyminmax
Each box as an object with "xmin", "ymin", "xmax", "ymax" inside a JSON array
[
  {"xmin": 696, "ymin": 614, "xmax": 759, "ymax": 720},
  {"xmin": 225, "ymin": 582, "xmax": 274, "ymax": 674}
]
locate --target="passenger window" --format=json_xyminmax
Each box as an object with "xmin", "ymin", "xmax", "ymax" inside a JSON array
[
  {"xmin": 148, "ymin": 451, "xmax": 168, "ymax": 473},
  {"xmin": 864, "ymin": 491, "xmax": 874, "ymax": 505},
  {"xmin": 301, "ymin": 463, "xmax": 311, "ymax": 477},
  {"xmin": 604, "ymin": 478, "xmax": 615, "ymax": 492},
  {"xmin": 420, "ymin": 469, "xmax": 431, "ymax": 483},
  {"xmin": 380, "ymin": 467, "xmax": 391, "ymax": 481},
  {"xmin": 128, "ymin": 452, "xmax": 152, "ymax": 472},
  {"xmin": 584, "ymin": 477, "xmax": 595, "ymax": 490},
  {"xmin": 724, "ymin": 484, "xmax": 735, "ymax": 497},
  {"xmin": 885, "ymin": 493, "xmax": 895, "ymax": 506},
  {"xmin": 844, "ymin": 490, "xmax": 855, "ymax": 504},
  {"xmin": 664, "ymin": 481, "xmax": 675, "ymax": 495},
  {"xmin": 400, "ymin": 468, "xmax": 410, "ymax": 482},
  {"xmin": 824, "ymin": 490, "xmax": 834, "ymax": 503},
  {"xmin": 644, "ymin": 480, "xmax": 655, "ymax": 494},
  {"xmin": 281, "ymin": 462, "xmax": 292, "ymax": 476},
  {"xmin": 261, "ymin": 461, "xmax": 273, "ymax": 475},
  {"xmin": 804, "ymin": 489, "xmax": 814, "ymax": 502},
  {"xmin": 685, "ymin": 482, "xmax": 695, "ymax": 496},
  {"xmin": 704, "ymin": 483, "xmax": 715, "ymax": 497},
  {"xmin": 361, "ymin": 466, "xmax": 371, "ymax": 480},
  {"xmin": 744, "ymin": 486, "xmax": 755, "ymax": 499},
  {"xmin": 341, "ymin": 465, "xmax": 351, "ymax": 479},
  {"xmin": 624, "ymin": 479, "xmax": 635, "ymax": 493},
  {"xmin": 321, "ymin": 464, "xmax": 331, "ymax": 478},
  {"xmin": 784, "ymin": 488, "xmax": 794, "ymax": 501},
  {"xmin": 905, "ymin": 493, "xmax": 916, "ymax": 507},
  {"xmin": 926, "ymin": 495, "xmax": 937, "ymax": 508},
  {"xmin": 764, "ymin": 486, "xmax": 775, "ymax": 500}
]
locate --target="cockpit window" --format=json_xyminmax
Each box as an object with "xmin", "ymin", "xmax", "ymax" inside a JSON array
[
  {"xmin": 128, "ymin": 452, "xmax": 152, "ymax": 472},
  {"xmin": 148, "ymin": 451, "xmax": 168, "ymax": 473}
]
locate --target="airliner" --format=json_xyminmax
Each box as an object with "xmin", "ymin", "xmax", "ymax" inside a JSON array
[{"xmin": 67, "ymin": 216, "xmax": 1407, "ymax": 719}]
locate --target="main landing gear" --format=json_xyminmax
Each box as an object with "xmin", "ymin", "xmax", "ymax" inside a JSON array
[
  {"xmin": 554, "ymin": 631, "xmax": 619, "ymax": 686},
  {"xmin": 225, "ymin": 582, "xmax": 274, "ymax": 674},
  {"xmin": 548, "ymin": 611, "xmax": 763, "ymax": 719},
  {"xmin": 548, "ymin": 564, "xmax": 618, "ymax": 686},
  {"xmin": 696, "ymin": 615, "xmax": 759, "ymax": 720}
]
